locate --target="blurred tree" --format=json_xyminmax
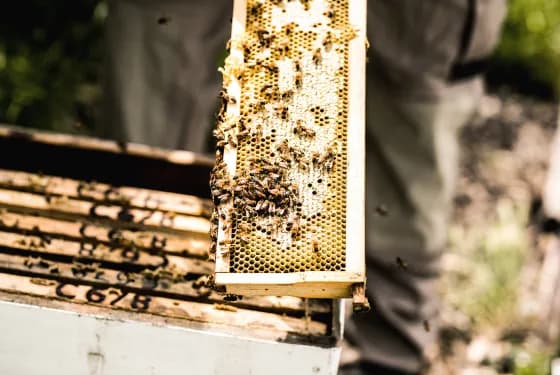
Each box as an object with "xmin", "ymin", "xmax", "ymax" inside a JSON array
[
  {"xmin": 489, "ymin": 0, "xmax": 560, "ymax": 99},
  {"xmin": 0, "ymin": 1, "xmax": 106, "ymax": 131},
  {"xmin": 0, "ymin": 0, "xmax": 559, "ymax": 132}
]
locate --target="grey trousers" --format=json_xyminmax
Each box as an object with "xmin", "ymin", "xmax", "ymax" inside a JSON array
[{"xmin": 100, "ymin": 0, "xmax": 506, "ymax": 372}]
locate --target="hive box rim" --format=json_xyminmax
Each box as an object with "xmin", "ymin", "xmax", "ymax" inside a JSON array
[{"xmin": 215, "ymin": 271, "xmax": 364, "ymax": 298}]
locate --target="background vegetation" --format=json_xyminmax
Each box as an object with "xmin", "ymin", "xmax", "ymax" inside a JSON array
[
  {"xmin": 0, "ymin": 1, "xmax": 105, "ymax": 132},
  {"xmin": 0, "ymin": 0, "xmax": 559, "ymax": 131}
]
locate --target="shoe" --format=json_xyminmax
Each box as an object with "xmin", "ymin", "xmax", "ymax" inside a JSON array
[{"xmin": 338, "ymin": 361, "xmax": 418, "ymax": 375}]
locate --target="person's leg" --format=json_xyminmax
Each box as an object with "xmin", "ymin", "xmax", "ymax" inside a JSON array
[
  {"xmin": 343, "ymin": 75, "xmax": 482, "ymax": 374},
  {"xmin": 343, "ymin": 0, "xmax": 506, "ymax": 373},
  {"xmin": 100, "ymin": 0, "xmax": 231, "ymax": 152}
]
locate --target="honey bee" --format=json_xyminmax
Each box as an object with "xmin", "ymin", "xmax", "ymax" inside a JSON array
[
  {"xmin": 293, "ymin": 120, "xmax": 315, "ymax": 139},
  {"xmin": 283, "ymin": 22, "xmax": 296, "ymax": 36},
  {"xmin": 291, "ymin": 149, "xmax": 308, "ymax": 171},
  {"xmin": 260, "ymin": 84, "xmax": 277, "ymax": 101},
  {"xmin": 210, "ymin": 225, "xmax": 218, "ymax": 241},
  {"xmin": 300, "ymin": 0, "xmax": 311, "ymax": 11},
  {"xmin": 295, "ymin": 71, "xmax": 303, "ymax": 89},
  {"xmin": 157, "ymin": 16, "xmax": 171, "ymax": 25},
  {"xmin": 312, "ymin": 239, "xmax": 320, "ymax": 252},
  {"xmin": 223, "ymin": 294, "xmax": 238, "ymax": 302},
  {"xmin": 375, "ymin": 204, "xmax": 388, "ymax": 216},
  {"xmin": 320, "ymin": 141, "xmax": 339, "ymax": 172},
  {"xmin": 286, "ymin": 215, "xmax": 300, "ymax": 238},
  {"xmin": 239, "ymin": 234, "xmax": 250, "ymax": 244},
  {"xmin": 294, "ymin": 60, "xmax": 302, "ymax": 74},
  {"xmin": 396, "ymin": 256, "xmax": 408, "ymax": 270},
  {"xmin": 214, "ymin": 303, "xmax": 238, "ymax": 312},
  {"xmin": 423, "ymin": 319, "xmax": 431, "ymax": 332},
  {"xmin": 323, "ymin": 31, "xmax": 333, "ymax": 52},
  {"xmin": 219, "ymin": 238, "xmax": 233, "ymax": 247},
  {"xmin": 249, "ymin": 2, "xmax": 263, "ymax": 17},
  {"xmin": 251, "ymin": 124, "xmax": 263, "ymax": 143},
  {"xmin": 256, "ymin": 29, "xmax": 274, "ymax": 48},
  {"xmin": 227, "ymin": 134, "xmax": 238, "ymax": 148},
  {"xmin": 312, "ymin": 48, "xmax": 322, "ymax": 65},
  {"xmin": 311, "ymin": 151, "xmax": 321, "ymax": 167},
  {"xmin": 281, "ymin": 90, "xmax": 294, "ymax": 101},
  {"xmin": 276, "ymin": 139, "xmax": 290, "ymax": 158},
  {"xmin": 241, "ymin": 42, "xmax": 252, "ymax": 58},
  {"xmin": 324, "ymin": 8, "xmax": 335, "ymax": 21},
  {"xmin": 219, "ymin": 89, "xmax": 236, "ymax": 105},
  {"xmin": 275, "ymin": 103, "xmax": 289, "ymax": 119},
  {"xmin": 343, "ymin": 25, "xmax": 358, "ymax": 42},
  {"xmin": 263, "ymin": 62, "xmax": 279, "ymax": 74}
]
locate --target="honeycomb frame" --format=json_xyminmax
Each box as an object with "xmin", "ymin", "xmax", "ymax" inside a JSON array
[{"xmin": 213, "ymin": 0, "xmax": 366, "ymax": 298}]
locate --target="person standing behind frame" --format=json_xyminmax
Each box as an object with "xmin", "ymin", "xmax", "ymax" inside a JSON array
[{"xmin": 99, "ymin": 1, "xmax": 506, "ymax": 374}]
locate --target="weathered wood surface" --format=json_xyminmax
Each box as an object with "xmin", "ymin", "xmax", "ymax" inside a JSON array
[
  {"xmin": 0, "ymin": 273, "xmax": 326, "ymax": 336},
  {"xmin": 0, "ymin": 167, "xmax": 331, "ymax": 336},
  {"xmin": 0, "ymin": 124, "xmax": 213, "ymax": 198}
]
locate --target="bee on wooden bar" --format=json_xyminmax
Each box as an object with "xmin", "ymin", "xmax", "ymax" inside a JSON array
[
  {"xmin": 219, "ymin": 89, "xmax": 236, "ymax": 106},
  {"xmin": 219, "ymin": 238, "xmax": 234, "ymax": 247},
  {"xmin": 312, "ymin": 48, "xmax": 322, "ymax": 65},
  {"xmin": 213, "ymin": 128, "xmax": 226, "ymax": 148},
  {"xmin": 210, "ymin": 224, "xmax": 218, "ymax": 242},
  {"xmin": 342, "ymin": 25, "xmax": 359, "ymax": 42},
  {"xmin": 293, "ymin": 120, "xmax": 315, "ymax": 139},
  {"xmin": 223, "ymin": 294, "xmax": 239, "ymax": 302},
  {"xmin": 227, "ymin": 134, "xmax": 238, "ymax": 148}
]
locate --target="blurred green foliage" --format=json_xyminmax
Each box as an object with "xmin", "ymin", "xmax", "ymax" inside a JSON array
[
  {"xmin": 0, "ymin": 1, "xmax": 106, "ymax": 131},
  {"xmin": 1, "ymin": 0, "xmax": 560, "ymax": 131},
  {"xmin": 491, "ymin": 0, "xmax": 560, "ymax": 98}
]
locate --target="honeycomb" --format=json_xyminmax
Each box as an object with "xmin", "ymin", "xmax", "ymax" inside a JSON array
[{"xmin": 211, "ymin": 0, "xmax": 355, "ymax": 274}]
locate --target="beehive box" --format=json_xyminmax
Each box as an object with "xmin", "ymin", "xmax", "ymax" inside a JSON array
[
  {"xmin": 0, "ymin": 125, "xmax": 342, "ymax": 375},
  {"xmin": 212, "ymin": 0, "xmax": 366, "ymax": 300}
]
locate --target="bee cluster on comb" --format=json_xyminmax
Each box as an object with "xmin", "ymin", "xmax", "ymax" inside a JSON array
[{"xmin": 211, "ymin": 0, "xmax": 367, "ymax": 300}]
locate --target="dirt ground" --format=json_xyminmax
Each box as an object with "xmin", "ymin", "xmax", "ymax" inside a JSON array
[{"xmin": 429, "ymin": 91, "xmax": 559, "ymax": 374}]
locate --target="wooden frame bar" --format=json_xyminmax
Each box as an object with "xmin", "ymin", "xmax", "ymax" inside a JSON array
[{"xmin": 214, "ymin": 0, "xmax": 367, "ymax": 299}]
